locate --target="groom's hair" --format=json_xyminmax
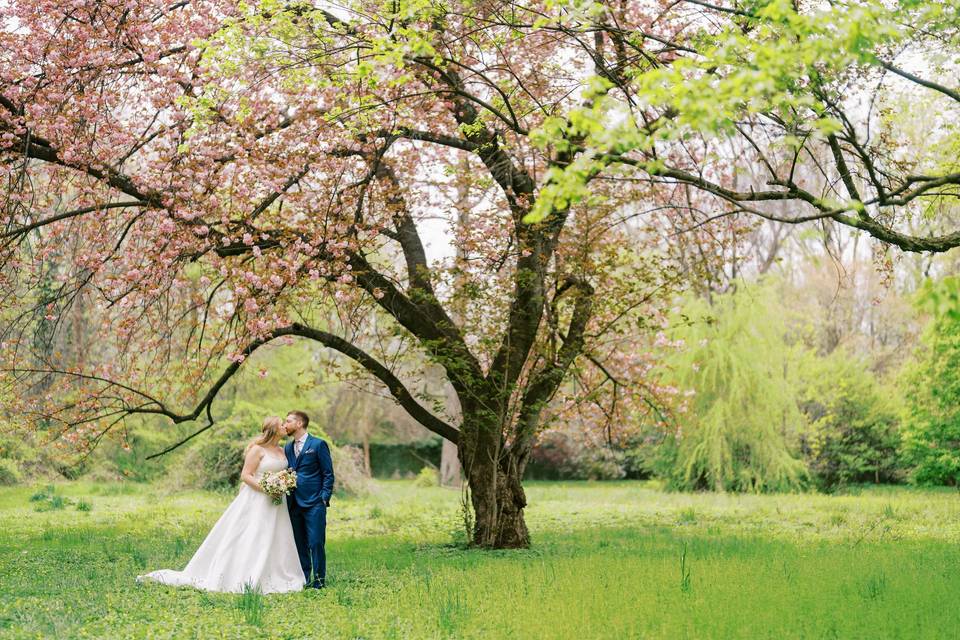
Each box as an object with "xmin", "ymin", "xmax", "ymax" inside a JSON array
[{"xmin": 288, "ymin": 410, "xmax": 310, "ymax": 430}]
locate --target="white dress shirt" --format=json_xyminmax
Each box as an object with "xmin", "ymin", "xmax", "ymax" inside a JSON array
[{"xmin": 293, "ymin": 433, "xmax": 308, "ymax": 457}]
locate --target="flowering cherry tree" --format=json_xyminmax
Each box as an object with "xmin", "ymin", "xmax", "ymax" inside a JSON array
[
  {"xmin": 0, "ymin": 0, "xmax": 678, "ymax": 548},
  {"xmin": 2, "ymin": 0, "xmax": 958, "ymax": 548}
]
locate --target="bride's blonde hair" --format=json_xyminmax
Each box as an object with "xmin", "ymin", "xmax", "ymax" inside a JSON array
[{"xmin": 246, "ymin": 416, "xmax": 283, "ymax": 453}]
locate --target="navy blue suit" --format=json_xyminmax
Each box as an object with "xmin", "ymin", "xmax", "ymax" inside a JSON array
[{"xmin": 285, "ymin": 434, "xmax": 335, "ymax": 587}]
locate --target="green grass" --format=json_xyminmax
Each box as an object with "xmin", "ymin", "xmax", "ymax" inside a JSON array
[{"xmin": 1, "ymin": 480, "xmax": 959, "ymax": 639}]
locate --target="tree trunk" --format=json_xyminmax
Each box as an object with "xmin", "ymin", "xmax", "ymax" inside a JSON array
[
  {"xmin": 440, "ymin": 386, "xmax": 462, "ymax": 487},
  {"xmin": 459, "ymin": 406, "xmax": 530, "ymax": 548},
  {"xmin": 490, "ymin": 449, "xmax": 530, "ymax": 548},
  {"xmin": 362, "ymin": 432, "xmax": 371, "ymax": 477}
]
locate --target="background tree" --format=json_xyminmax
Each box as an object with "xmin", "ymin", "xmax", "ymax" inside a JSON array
[
  {"xmin": 531, "ymin": 0, "xmax": 960, "ymax": 253},
  {"xmin": 902, "ymin": 277, "xmax": 960, "ymax": 486},
  {"xmin": 656, "ymin": 282, "xmax": 808, "ymax": 492}
]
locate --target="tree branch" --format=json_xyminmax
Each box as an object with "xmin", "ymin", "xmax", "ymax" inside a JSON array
[
  {"xmin": 141, "ymin": 323, "xmax": 460, "ymax": 458},
  {"xmin": 608, "ymin": 155, "xmax": 960, "ymax": 253},
  {"xmin": 2, "ymin": 200, "xmax": 148, "ymax": 240},
  {"xmin": 376, "ymin": 127, "xmax": 479, "ymax": 153},
  {"xmin": 878, "ymin": 60, "xmax": 960, "ymax": 104},
  {"xmin": 511, "ymin": 277, "xmax": 595, "ymax": 450},
  {"xmin": 290, "ymin": 323, "xmax": 460, "ymax": 442}
]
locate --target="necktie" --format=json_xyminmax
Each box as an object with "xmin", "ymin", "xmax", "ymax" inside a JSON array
[{"xmin": 295, "ymin": 440, "xmax": 302, "ymax": 457}]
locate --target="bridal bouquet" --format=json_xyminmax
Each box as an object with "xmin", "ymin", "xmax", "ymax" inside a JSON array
[{"xmin": 259, "ymin": 468, "xmax": 297, "ymax": 505}]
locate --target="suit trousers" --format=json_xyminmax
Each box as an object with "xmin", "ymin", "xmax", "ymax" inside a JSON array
[{"xmin": 288, "ymin": 499, "xmax": 327, "ymax": 586}]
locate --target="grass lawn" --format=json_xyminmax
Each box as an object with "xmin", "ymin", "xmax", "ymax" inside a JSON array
[{"xmin": 1, "ymin": 480, "xmax": 959, "ymax": 639}]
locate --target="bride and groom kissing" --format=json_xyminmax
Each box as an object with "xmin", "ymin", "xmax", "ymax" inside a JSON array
[{"xmin": 138, "ymin": 411, "xmax": 335, "ymax": 593}]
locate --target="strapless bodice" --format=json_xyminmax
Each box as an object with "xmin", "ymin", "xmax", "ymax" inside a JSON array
[{"xmin": 255, "ymin": 453, "xmax": 289, "ymax": 478}]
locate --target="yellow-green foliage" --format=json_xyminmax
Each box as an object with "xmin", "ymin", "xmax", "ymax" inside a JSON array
[
  {"xmin": 662, "ymin": 284, "xmax": 807, "ymax": 492},
  {"xmin": 902, "ymin": 277, "xmax": 960, "ymax": 486}
]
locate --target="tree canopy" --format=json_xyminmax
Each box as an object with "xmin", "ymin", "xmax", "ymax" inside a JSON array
[{"xmin": 1, "ymin": 0, "xmax": 958, "ymax": 547}]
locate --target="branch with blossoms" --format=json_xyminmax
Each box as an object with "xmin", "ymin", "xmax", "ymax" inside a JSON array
[{"xmin": 0, "ymin": 0, "xmax": 691, "ymax": 546}]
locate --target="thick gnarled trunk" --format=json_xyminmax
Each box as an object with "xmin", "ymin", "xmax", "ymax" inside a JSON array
[
  {"xmin": 458, "ymin": 405, "xmax": 532, "ymax": 548},
  {"xmin": 489, "ymin": 452, "xmax": 530, "ymax": 548}
]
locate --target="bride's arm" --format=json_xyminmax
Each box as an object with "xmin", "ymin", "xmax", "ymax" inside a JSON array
[{"xmin": 240, "ymin": 445, "xmax": 265, "ymax": 492}]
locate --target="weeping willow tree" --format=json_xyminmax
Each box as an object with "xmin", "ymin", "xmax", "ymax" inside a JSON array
[{"xmin": 662, "ymin": 284, "xmax": 807, "ymax": 492}]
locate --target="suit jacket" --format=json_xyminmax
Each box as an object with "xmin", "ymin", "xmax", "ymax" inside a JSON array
[{"xmin": 285, "ymin": 434, "xmax": 335, "ymax": 508}]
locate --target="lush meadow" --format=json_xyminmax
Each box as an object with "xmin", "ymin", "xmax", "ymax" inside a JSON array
[{"xmin": 1, "ymin": 480, "xmax": 958, "ymax": 639}]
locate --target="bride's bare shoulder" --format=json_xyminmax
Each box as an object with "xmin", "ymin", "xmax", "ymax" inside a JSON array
[{"xmin": 245, "ymin": 443, "xmax": 266, "ymax": 458}]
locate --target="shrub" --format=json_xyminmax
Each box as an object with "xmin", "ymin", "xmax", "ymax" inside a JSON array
[
  {"xmin": 0, "ymin": 458, "xmax": 21, "ymax": 485},
  {"xmin": 619, "ymin": 427, "xmax": 669, "ymax": 480},
  {"xmin": 527, "ymin": 430, "xmax": 580, "ymax": 479},
  {"xmin": 527, "ymin": 430, "xmax": 628, "ymax": 480},
  {"xmin": 169, "ymin": 403, "xmax": 275, "ymax": 491},
  {"xmin": 413, "ymin": 466, "xmax": 439, "ymax": 487},
  {"xmin": 181, "ymin": 425, "xmax": 250, "ymax": 492},
  {"xmin": 82, "ymin": 423, "xmax": 170, "ymax": 483},
  {"xmin": 578, "ymin": 447, "xmax": 627, "ymax": 480},
  {"xmin": 798, "ymin": 350, "xmax": 903, "ymax": 491}
]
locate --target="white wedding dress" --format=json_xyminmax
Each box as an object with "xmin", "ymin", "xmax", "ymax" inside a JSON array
[{"xmin": 138, "ymin": 452, "xmax": 305, "ymax": 593}]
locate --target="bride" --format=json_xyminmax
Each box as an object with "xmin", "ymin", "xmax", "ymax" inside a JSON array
[{"xmin": 138, "ymin": 416, "xmax": 305, "ymax": 593}]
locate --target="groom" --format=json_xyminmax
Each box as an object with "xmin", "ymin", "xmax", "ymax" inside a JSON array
[{"xmin": 283, "ymin": 410, "xmax": 335, "ymax": 589}]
